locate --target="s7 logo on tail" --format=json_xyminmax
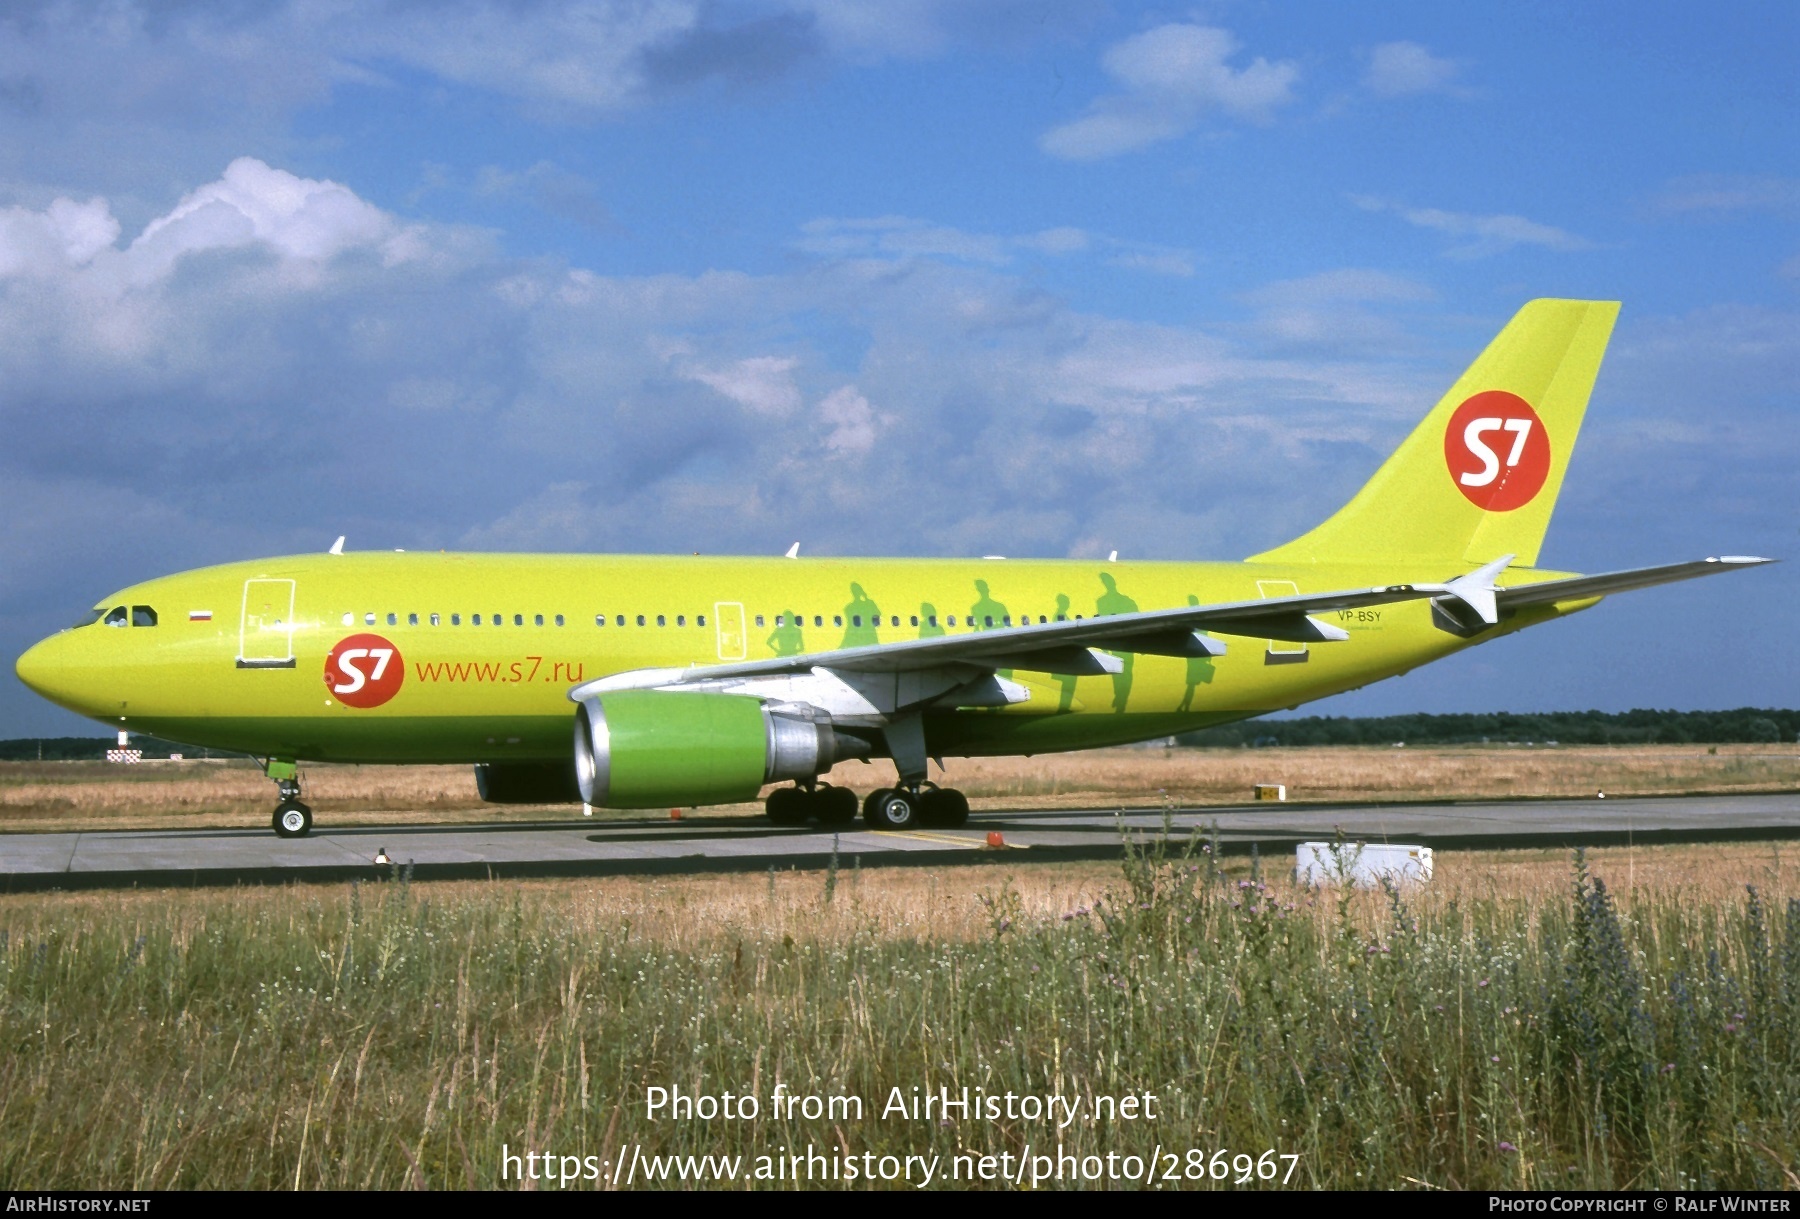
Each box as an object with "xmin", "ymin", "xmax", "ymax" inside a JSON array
[
  {"xmin": 324, "ymin": 633, "xmax": 405, "ymax": 708},
  {"xmin": 1445, "ymin": 391, "xmax": 1551, "ymax": 511}
]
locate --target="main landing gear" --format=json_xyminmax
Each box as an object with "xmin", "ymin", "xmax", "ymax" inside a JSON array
[
  {"xmin": 764, "ymin": 783, "xmax": 858, "ymax": 827},
  {"xmin": 265, "ymin": 760, "xmax": 313, "ymax": 838},
  {"xmin": 861, "ymin": 783, "xmax": 969, "ymax": 831}
]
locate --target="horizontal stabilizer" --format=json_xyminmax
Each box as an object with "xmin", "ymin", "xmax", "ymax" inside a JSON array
[{"xmin": 1497, "ymin": 555, "xmax": 1774, "ymax": 609}]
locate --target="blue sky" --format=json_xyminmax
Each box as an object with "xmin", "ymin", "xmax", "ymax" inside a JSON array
[{"xmin": 1, "ymin": 1, "xmax": 1795, "ymax": 736}]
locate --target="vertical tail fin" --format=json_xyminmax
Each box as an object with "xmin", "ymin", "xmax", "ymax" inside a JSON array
[{"xmin": 1250, "ymin": 298, "xmax": 1620, "ymax": 568}]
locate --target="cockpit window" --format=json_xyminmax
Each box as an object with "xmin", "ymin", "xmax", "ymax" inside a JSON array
[
  {"xmin": 131, "ymin": 606, "xmax": 158, "ymax": 627},
  {"xmin": 103, "ymin": 606, "xmax": 128, "ymax": 627},
  {"xmin": 74, "ymin": 607, "xmax": 105, "ymax": 628}
]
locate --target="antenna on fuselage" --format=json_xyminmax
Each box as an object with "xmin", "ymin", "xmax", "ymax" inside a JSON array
[
  {"xmin": 328, "ymin": 536, "xmax": 345, "ymax": 555},
  {"xmin": 784, "ymin": 542, "xmax": 800, "ymax": 559},
  {"xmin": 1108, "ymin": 550, "xmax": 1118, "ymax": 563}
]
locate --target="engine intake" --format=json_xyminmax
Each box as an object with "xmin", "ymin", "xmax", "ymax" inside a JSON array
[{"xmin": 573, "ymin": 690, "xmax": 858, "ymax": 808}]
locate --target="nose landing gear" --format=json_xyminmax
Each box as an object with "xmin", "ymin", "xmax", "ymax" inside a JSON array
[{"xmin": 264, "ymin": 759, "xmax": 313, "ymax": 838}]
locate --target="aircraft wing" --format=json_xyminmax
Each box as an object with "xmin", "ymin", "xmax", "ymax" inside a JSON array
[
  {"xmin": 1496, "ymin": 555, "xmax": 1773, "ymax": 609},
  {"xmin": 590, "ymin": 580, "xmax": 1452, "ymax": 689}
]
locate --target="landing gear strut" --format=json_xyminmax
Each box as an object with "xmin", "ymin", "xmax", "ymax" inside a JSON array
[{"xmin": 265, "ymin": 760, "xmax": 313, "ymax": 839}]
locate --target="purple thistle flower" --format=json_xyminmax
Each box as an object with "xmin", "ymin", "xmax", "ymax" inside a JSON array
[{"xmin": 1497, "ymin": 1141, "xmax": 1518, "ymax": 1154}]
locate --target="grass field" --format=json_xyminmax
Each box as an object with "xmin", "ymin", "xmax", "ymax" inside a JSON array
[
  {"xmin": 3, "ymin": 838, "xmax": 1800, "ymax": 1189},
  {"xmin": 1, "ymin": 742, "xmax": 1794, "ymax": 834}
]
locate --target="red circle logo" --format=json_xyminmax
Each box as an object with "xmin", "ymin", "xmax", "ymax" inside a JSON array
[
  {"xmin": 323, "ymin": 633, "xmax": 405, "ymax": 708},
  {"xmin": 1443, "ymin": 390, "xmax": 1551, "ymax": 511}
]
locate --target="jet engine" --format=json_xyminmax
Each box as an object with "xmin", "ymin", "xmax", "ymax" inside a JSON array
[{"xmin": 572, "ymin": 689, "xmax": 861, "ymax": 808}]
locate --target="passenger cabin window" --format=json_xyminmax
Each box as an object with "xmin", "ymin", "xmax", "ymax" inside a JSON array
[
  {"xmin": 515, "ymin": 614, "xmax": 525, "ymax": 626},
  {"xmin": 341, "ymin": 612, "xmax": 353, "ymax": 626},
  {"xmin": 103, "ymin": 606, "xmax": 129, "ymax": 627},
  {"xmin": 364, "ymin": 612, "xmax": 376, "ymax": 626},
  {"xmin": 429, "ymin": 613, "xmax": 439, "ymax": 626},
  {"xmin": 697, "ymin": 615, "xmax": 706, "ymax": 627},
  {"xmin": 451, "ymin": 614, "xmax": 461, "ymax": 625},
  {"xmin": 473, "ymin": 614, "xmax": 483, "ymax": 625},
  {"xmin": 755, "ymin": 614, "xmax": 765, "ymax": 627},
  {"xmin": 131, "ymin": 606, "xmax": 158, "ymax": 627},
  {"xmin": 534, "ymin": 614, "xmax": 543, "ymax": 626},
  {"xmin": 656, "ymin": 615, "xmax": 666, "ymax": 627},
  {"xmin": 408, "ymin": 613, "xmax": 419, "ymax": 626},
  {"xmin": 555, "ymin": 615, "xmax": 565, "ymax": 626},
  {"xmin": 676, "ymin": 615, "xmax": 685, "ymax": 627},
  {"xmin": 596, "ymin": 614, "xmax": 606, "ymax": 626},
  {"xmin": 813, "ymin": 615, "xmax": 823, "ymax": 627},
  {"xmin": 387, "ymin": 613, "xmax": 398, "ymax": 626}
]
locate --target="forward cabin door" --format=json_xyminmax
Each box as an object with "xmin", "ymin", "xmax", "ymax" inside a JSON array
[
  {"xmin": 714, "ymin": 602, "xmax": 747, "ymax": 661},
  {"xmin": 238, "ymin": 579, "xmax": 297, "ymax": 668},
  {"xmin": 1255, "ymin": 579, "xmax": 1309, "ymax": 666}
]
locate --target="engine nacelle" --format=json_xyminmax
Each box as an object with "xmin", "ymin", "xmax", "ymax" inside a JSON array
[
  {"xmin": 573, "ymin": 690, "xmax": 858, "ymax": 808},
  {"xmin": 474, "ymin": 761, "xmax": 583, "ymax": 805}
]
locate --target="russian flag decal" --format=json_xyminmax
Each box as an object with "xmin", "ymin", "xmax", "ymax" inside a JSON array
[{"xmin": 189, "ymin": 610, "xmax": 213, "ymax": 621}]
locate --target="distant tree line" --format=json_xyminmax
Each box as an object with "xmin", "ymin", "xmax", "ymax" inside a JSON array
[
  {"xmin": 1180, "ymin": 708, "xmax": 1800, "ymax": 748},
  {"xmin": 0, "ymin": 736, "xmax": 240, "ymax": 761}
]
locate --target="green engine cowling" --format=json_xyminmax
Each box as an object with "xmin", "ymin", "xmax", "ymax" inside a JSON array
[{"xmin": 573, "ymin": 690, "xmax": 851, "ymax": 808}]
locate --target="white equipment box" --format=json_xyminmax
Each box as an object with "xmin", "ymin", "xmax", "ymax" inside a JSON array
[{"xmin": 1296, "ymin": 841, "xmax": 1433, "ymax": 888}]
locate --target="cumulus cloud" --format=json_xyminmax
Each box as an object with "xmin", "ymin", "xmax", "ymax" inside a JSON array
[
  {"xmin": 1352, "ymin": 196, "xmax": 1592, "ymax": 258},
  {"xmin": 0, "ymin": 196, "xmax": 119, "ymax": 276},
  {"xmin": 1040, "ymin": 24, "xmax": 1299, "ymax": 160},
  {"xmin": 1363, "ymin": 41, "xmax": 1464, "ymax": 97}
]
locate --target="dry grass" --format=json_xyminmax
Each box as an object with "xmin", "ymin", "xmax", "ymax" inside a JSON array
[
  {"xmin": 2, "ymin": 840, "xmax": 1786, "ymax": 947},
  {"xmin": 6, "ymin": 840, "xmax": 1800, "ymax": 1188},
  {"xmin": 0, "ymin": 743, "xmax": 1793, "ymax": 835}
]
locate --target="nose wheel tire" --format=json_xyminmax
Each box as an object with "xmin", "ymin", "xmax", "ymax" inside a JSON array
[
  {"xmin": 273, "ymin": 800, "xmax": 313, "ymax": 838},
  {"xmin": 864, "ymin": 787, "xmax": 921, "ymax": 831}
]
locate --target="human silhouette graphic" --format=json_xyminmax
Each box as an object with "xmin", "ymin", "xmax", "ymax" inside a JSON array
[
  {"xmin": 918, "ymin": 603, "xmax": 945, "ymax": 638},
  {"xmin": 1052, "ymin": 592, "xmax": 1078, "ymax": 712},
  {"xmin": 1095, "ymin": 572, "xmax": 1138, "ymax": 712},
  {"xmin": 767, "ymin": 610, "xmax": 805, "ymax": 657},
  {"xmin": 841, "ymin": 583, "xmax": 880, "ymax": 648},
  {"xmin": 1176, "ymin": 594, "xmax": 1217, "ymax": 711},
  {"xmin": 969, "ymin": 579, "xmax": 1008, "ymax": 629}
]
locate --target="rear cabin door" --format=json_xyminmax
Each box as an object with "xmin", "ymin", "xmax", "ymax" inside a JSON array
[
  {"xmin": 238, "ymin": 579, "xmax": 297, "ymax": 668},
  {"xmin": 714, "ymin": 602, "xmax": 747, "ymax": 661}
]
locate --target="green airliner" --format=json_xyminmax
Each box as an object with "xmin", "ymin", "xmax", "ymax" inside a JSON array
[{"xmin": 13, "ymin": 300, "xmax": 1770, "ymax": 838}]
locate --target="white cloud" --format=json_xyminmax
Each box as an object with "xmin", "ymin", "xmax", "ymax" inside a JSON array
[
  {"xmin": 1651, "ymin": 174, "xmax": 1800, "ymax": 217},
  {"xmin": 1363, "ymin": 41, "xmax": 1464, "ymax": 97},
  {"xmin": 1352, "ymin": 196, "xmax": 1592, "ymax": 258},
  {"xmin": 817, "ymin": 385, "xmax": 885, "ymax": 457},
  {"xmin": 795, "ymin": 215, "xmax": 1193, "ymax": 276},
  {"xmin": 1040, "ymin": 24, "xmax": 1299, "ymax": 160},
  {"xmin": 689, "ymin": 356, "xmax": 804, "ymax": 417},
  {"xmin": 0, "ymin": 197, "xmax": 119, "ymax": 277},
  {"xmin": 131, "ymin": 158, "xmax": 408, "ymax": 272}
]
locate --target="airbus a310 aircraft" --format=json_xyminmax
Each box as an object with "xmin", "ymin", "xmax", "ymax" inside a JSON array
[{"xmin": 14, "ymin": 300, "xmax": 1770, "ymax": 837}]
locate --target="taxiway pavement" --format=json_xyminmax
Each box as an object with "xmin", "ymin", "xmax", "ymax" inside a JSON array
[{"xmin": 2, "ymin": 791, "xmax": 1798, "ymax": 891}]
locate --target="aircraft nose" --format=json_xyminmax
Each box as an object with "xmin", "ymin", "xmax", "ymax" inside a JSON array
[
  {"xmin": 15, "ymin": 633, "xmax": 94, "ymax": 714},
  {"xmin": 14, "ymin": 635, "xmax": 58, "ymax": 699}
]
